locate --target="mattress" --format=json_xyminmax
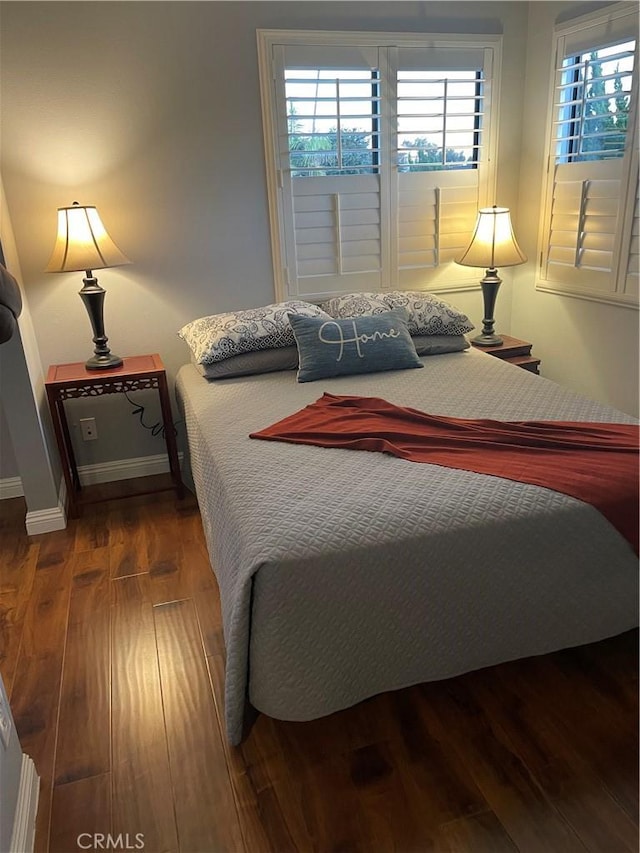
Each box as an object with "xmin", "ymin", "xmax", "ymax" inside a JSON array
[{"xmin": 175, "ymin": 347, "xmax": 639, "ymax": 745}]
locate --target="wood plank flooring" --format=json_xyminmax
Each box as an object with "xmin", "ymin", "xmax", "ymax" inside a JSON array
[{"xmin": 0, "ymin": 483, "xmax": 637, "ymax": 853}]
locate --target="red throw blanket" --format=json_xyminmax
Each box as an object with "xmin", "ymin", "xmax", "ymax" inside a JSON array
[{"xmin": 250, "ymin": 393, "xmax": 640, "ymax": 554}]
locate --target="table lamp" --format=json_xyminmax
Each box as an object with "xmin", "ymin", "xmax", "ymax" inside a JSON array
[
  {"xmin": 456, "ymin": 206, "xmax": 526, "ymax": 347},
  {"xmin": 46, "ymin": 202, "xmax": 131, "ymax": 369}
]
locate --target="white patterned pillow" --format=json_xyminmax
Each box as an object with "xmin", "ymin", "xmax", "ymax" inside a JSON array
[
  {"xmin": 179, "ymin": 300, "xmax": 330, "ymax": 364},
  {"xmin": 381, "ymin": 291, "xmax": 474, "ymax": 335},
  {"xmin": 321, "ymin": 292, "xmax": 389, "ymax": 319},
  {"xmin": 322, "ymin": 290, "xmax": 474, "ymax": 336}
]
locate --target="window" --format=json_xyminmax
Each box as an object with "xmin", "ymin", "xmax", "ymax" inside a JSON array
[
  {"xmin": 397, "ymin": 70, "xmax": 483, "ymax": 172},
  {"xmin": 258, "ymin": 31, "xmax": 500, "ymax": 301},
  {"xmin": 286, "ymin": 69, "xmax": 381, "ymax": 177},
  {"xmin": 538, "ymin": 4, "xmax": 639, "ymax": 307},
  {"xmin": 556, "ymin": 41, "xmax": 634, "ymax": 164}
]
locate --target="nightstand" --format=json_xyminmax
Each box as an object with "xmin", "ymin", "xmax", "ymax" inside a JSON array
[
  {"xmin": 472, "ymin": 335, "xmax": 541, "ymax": 374},
  {"xmin": 45, "ymin": 353, "xmax": 184, "ymax": 517}
]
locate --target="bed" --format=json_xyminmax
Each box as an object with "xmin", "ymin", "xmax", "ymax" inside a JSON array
[{"xmin": 175, "ymin": 346, "xmax": 639, "ymax": 745}]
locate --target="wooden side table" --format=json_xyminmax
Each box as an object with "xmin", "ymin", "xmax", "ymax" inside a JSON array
[
  {"xmin": 472, "ymin": 335, "xmax": 541, "ymax": 374},
  {"xmin": 45, "ymin": 353, "xmax": 184, "ymax": 517}
]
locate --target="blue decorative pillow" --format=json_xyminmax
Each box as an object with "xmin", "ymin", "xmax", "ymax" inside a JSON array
[{"xmin": 288, "ymin": 309, "xmax": 423, "ymax": 383}]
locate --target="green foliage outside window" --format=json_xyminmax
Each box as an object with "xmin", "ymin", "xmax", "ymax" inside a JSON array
[
  {"xmin": 288, "ymin": 115, "xmax": 475, "ymax": 176},
  {"xmin": 578, "ymin": 55, "xmax": 630, "ymax": 160},
  {"xmin": 559, "ymin": 45, "xmax": 633, "ymax": 163}
]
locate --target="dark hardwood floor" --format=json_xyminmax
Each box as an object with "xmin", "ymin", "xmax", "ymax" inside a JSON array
[{"xmin": 0, "ymin": 481, "xmax": 637, "ymax": 853}]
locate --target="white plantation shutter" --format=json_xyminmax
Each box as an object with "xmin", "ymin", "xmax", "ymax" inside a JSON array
[
  {"xmin": 260, "ymin": 32, "xmax": 499, "ymax": 300},
  {"xmin": 275, "ymin": 44, "xmax": 384, "ymax": 298},
  {"xmin": 546, "ymin": 160, "xmax": 623, "ymax": 291},
  {"xmin": 538, "ymin": 5, "xmax": 639, "ymax": 306},
  {"xmin": 391, "ymin": 45, "xmax": 491, "ymax": 290},
  {"xmin": 291, "ymin": 174, "xmax": 383, "ymax": 296},
  {"xmin": 624, "ymin": 179, "xmax": 639, "ymax": 298},
  {"xmin": 396, "ymin": 171, "xmax": 480, "ymax": 290}
]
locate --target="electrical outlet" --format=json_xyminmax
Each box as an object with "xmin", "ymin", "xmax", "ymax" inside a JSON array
[
  {"xmin": 80, "ymin": 417, "xmax": 98, "ymax": 441},
  {"xmin": 0, "ymin": 684, "xmax": 11, "ymax": 749}
]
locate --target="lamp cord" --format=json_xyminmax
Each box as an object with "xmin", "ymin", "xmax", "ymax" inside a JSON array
[{"xmin": 124, "ymin": 391, "xmax": 183, "ymax": 439}]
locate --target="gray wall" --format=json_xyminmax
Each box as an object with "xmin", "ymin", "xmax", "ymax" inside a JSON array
[{"xmin": 0, "ymin": 405, "xmax": 19, "ymax": 480}]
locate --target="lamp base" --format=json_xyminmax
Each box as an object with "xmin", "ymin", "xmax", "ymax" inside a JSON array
[
  {"xmin": 85, "ymin": 352, "xmax": 123, "ymax": 370},
  {"xmin": 79, "ymin": 275, "xmax": 123, "ymax": 371},
  {"xmin": 472, "ymin": 332, "xmax": 503, "ymax": 347},
  {"xmin": 474, "ymin": 268, "xmax": 503, "ymax": 348}
]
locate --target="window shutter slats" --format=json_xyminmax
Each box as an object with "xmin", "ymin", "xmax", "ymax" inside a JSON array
[
  {"xmin": 295, "ymin": 227, "xmax": 338, "ymax": 245},
  {"xmin": 341, "ymin": 255, "xmax": 381, "ymax": 274},
  {"xmin": 547, "ymin": 167, "xmax": 622, "ymax": 280},
  {"xmin": 398, "ymin": 219, "xmax": 436, "ymax": 237},
  {"xmin": 297, "ymin": 259, "xmax": 338, "ymax": 277},
  {"xmin": 438, "ymin": 247, "xmax": 470, "ymax": 264},
  {"xmin": 440, "ymin": 231, "xmax": 475, "ymax": 250},
  {"xmin": 552, "ymin": 215, "xmax": 579, "ymax": 231},
  {"xmin": 399, "ymin": 235, "xmax": 437, "ymax": 253},
  {"xmin": 548, "ymin": 246, "xmax": 579, "ymax": 266},
  {"xmin": 294, "ymin": 208, "xmax": 380, "ymax": 228},
  {"xmin": 291, "ymin": 174, "xmax": 382, "ymax": 293},
  {"xmin": 341, "ymin": 239, "xmax": 381, "ymax": 257},
  {"xmin": 578, "ymin": 249, "xmax": 616, "ymax": 270},
  {"xmin": 580, "ymin": 232, "xmax": 615, "ymax": 251},
  {"xmin": 296, "ymin": 243, "xmax": 337, "ymax": 260},
  {"xmin": 397, "ymin": 170, "xmax": 478, "ymax": 283},
  {"xmin": 625, "ymin": 188, "xmax": 640, "ymax": 296}
]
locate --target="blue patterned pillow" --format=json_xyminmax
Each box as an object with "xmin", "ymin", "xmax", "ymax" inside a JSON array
[{"xmin": 288, "ymin": 309, "xmax": 423, "ymax": 383}]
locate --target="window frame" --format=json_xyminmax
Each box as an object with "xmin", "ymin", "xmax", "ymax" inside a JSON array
[
  {"xmin": 257, "ymin": 29, "xmax": 502, "ymax": 302},
  {"xmin": 536, "ymin": 3, "xmax": 639, "ymax": 309}
]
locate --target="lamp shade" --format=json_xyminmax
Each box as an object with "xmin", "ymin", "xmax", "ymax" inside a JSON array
[
  {"xmin": 456, "ymin": 206, "xmax": 526, "ymax": 269},
  {"xmin": 46, "ymin": 203, "xmax": 131, "ymax": 273}
]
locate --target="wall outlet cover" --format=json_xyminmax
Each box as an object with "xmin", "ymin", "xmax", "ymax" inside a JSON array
[{"xmin": 80, "ymin": 417, "xmax": 98, "ymax": 441}]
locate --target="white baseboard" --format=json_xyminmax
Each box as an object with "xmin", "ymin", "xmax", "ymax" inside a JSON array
[
  {"xmin": 9, "ymin": 753, "xmax": 39, "ymax": 853},
  {"xmin": 25, "ymin": 479, "xmax": 67, "ymax": 536},
  {"xmin": 25, "ymin": 504, "xmax": 68, "ymax": 536},
  {"xmin": 8, "ymin": 455, "xmax": 182, "ymax": 533},
  {"xmin": 2, "ymin": 452, "xmax": 183, "ymax": 505},
  {"xmin": 0, "ymin": 476, "xmax": 24, "ymax": 500},
  {"xmin": 77, "ymin": 451, "xmax": 183, "ymax": 486}
]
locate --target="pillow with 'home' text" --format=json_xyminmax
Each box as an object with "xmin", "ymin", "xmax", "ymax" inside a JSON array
[{"xmin": 288, "ymin": 309, "xmax": 423, "ymax": 383}]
